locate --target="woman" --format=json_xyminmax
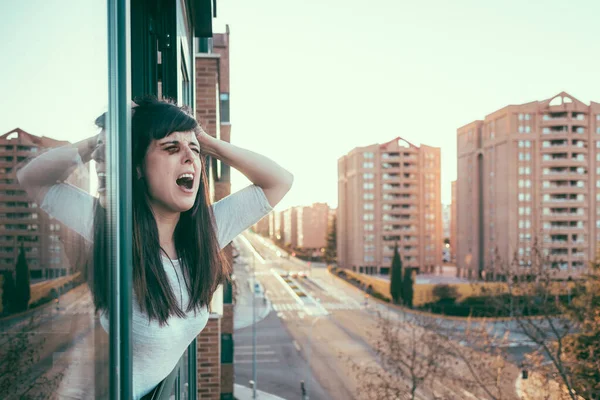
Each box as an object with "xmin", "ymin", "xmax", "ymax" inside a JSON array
[{"xmin": 16, "ymin": 97, "xmax": 293, "ymax": 399}]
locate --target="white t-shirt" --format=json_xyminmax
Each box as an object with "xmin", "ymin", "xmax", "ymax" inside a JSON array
[{"xmin": 41, "ymin": 183, "xmax": 272, "ymax": 399}]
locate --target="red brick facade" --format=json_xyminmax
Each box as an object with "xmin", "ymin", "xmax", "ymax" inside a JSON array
[
  {"xmin": 196, "ymin": 316, "xmax": 221, "ymax": 399},
  {"xmin": 196, "ymin": 28, "xmax": 234, "ymax": 400}
]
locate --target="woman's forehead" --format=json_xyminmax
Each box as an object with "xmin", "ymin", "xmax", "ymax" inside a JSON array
[{"xmin": 164, "ymin": 130, "xmax": 197, "ymax": 143}]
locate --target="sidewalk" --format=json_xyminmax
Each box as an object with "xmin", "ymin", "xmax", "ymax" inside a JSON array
[
  {"xmin": 234, "ymin": 384, "xmax": 287, "ymax": 400},
  {"xmin": 516, "ymin": 371, "xmax": 577, "ymax": 400},
  {"xmin": 233, "ymin": 253, "xmax": 272, "ymax": 330}
]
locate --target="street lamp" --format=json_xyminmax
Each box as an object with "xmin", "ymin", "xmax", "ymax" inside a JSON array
[
  {"xmin": 251, "ymin": 253, "xmax": 257, "ymax": 399},
  {"xmin": 305, "ymin": 303, "xmax": 326, "ymax": 400}
]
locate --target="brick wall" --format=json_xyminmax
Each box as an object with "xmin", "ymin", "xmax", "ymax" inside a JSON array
[
  {"xmin": 197, "ymin": 315, "xmax": 222, "ymax": 399},
  {"xmin": 195, "ymin": 57, "xmax": 219, "ymax": 137}
]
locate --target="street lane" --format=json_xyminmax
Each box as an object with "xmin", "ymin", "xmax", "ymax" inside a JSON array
[{"xmin": 241, "ymin": 231, "xmax": 522, "ymax": 400}]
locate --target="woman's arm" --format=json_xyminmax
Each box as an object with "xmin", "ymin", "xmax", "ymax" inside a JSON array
[
  {"xmin": 16, "ymin": 134, "xmax": 99, "ymax": 204},
  {"xmin": 197, "ymin": 130, "xmax": 293, "ymax": 208}
]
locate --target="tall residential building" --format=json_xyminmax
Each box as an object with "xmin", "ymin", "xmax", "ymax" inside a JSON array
[
  {"xmin": 0, "ymin": 128, "xmax": 89, "ymax": 282},
  {"xmin": 273, "ymin": 210, "xmax": 284, "ymax": 243},
  {"xmin": 252, "ymin": 216, "xmax": 270, "ymax": 237},
  {"xmin": 456, "ymin": 92, "xmax": 600, "ymax": 280},
  {"xmin": 283, "ymin": 207, "xmax": 298, "ymax": 248},
  {"xmin": 442, "ymin": 204, "xmax": 451, "ymax": 240},
  {"xmin": 450, "ymin": 180, "xmax": 457, "ymax": 263},
  {"xmin": 297, "ymin": 202, "xmax": 329, "ymax": 250},
  {"xmin": 337, "ymin": 137, "xmax": 442, "ymax": 275}
]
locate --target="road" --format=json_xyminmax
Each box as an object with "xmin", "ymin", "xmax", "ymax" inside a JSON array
[{"xmin": 238, "ymin": 231, "xmax": 522, "ymax": 400}]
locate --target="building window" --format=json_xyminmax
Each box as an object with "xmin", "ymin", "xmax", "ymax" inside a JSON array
[
  {"xmin": 363, "ymin": 173, "xmax": 374, "ymax": 180},
  {"xmin": 363, "ymin": 152, "xmax": 374, "ymax": 159},
  {"xmin": 364, "ymin": 193, "xmax": 374, "ymax": 200},
  {"xmin": 364, "ymin": 224, "xmax": 374, "ymax": 231},
  {"xmin": 363, "ymin": 213, "xmax": 374, "ymax": 221},
  {"xmin": 363, "ymin": 182, "xmax": 374, "ymax": 189},
  {"xmin": 364, "ymin": 255, "xmax": 375, "ymax": 262},
  {"xmin": 364, "ymin": 203, "xmax": 374, "ymax": 210},
  {"xmin": 525, "ymin": 114, "xmax": 530, "ymax": 120},
  {"xmin": 219, "ymin": 93, "xmax": 230, "ymax": 123},
  {"xmin": 363, "ymin": 162, "xmax": 374, "ymax": 168},
  {"xmin": 525, "ymin": 126, "xmax": 531, "ymax": 133}
]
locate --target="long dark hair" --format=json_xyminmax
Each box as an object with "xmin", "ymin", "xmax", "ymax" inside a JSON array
[{"xmin": 88, "ymin": 97, "xmax": 228, "ymax": 325}]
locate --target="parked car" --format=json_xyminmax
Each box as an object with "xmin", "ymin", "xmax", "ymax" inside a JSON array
[{"xmin": 248, "ymin": 281, "xmax": 264, "ymax": 296}]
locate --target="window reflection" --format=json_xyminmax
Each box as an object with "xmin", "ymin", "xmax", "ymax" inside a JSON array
[{"xmin": 0, "ymin": 1, "xmax": 110, "ymax": 398}]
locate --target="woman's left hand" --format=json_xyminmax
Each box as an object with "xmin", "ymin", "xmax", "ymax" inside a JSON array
[{"xmin": 196, "ymin": 126, "xmax": 219, "ymax": 157}]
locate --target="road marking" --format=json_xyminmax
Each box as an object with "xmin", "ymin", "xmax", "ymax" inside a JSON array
[
  {"xmin": 236, "ymin": 344, "xmax": 272, "ymax": 349},
  {"xmin": 234, "ymin": 359, "xmax": 280, "ymax": 364},
  {"xmin": 236, "ymin": 350, "xmax": 276, "ymax": 356},
  {"xmin": 237, "ymin": 235, "xmax": 266, "ymax": 264},
  {"xmin": 271, "ymin": 269, "xmax": 305, "ymax": 305}
]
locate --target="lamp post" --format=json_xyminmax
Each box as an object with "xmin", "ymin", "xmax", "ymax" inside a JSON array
[
  {"xmin": 306, "ymin": 302, "xmax": 325, "ymax": 400},
  {"xmin": 252, "ymin": 253, "xmax": 257, "ymax": 399}
]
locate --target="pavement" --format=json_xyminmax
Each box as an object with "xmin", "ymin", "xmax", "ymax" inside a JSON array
[{"xmin": 234, "ymin": 383, "xmax": 287, "ymax": 400}]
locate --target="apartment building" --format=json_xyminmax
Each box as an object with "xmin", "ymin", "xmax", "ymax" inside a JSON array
[
  {"xmin": 296, "ymin": 202, "xmax": 329, "ymax": 251},
  {"xmin": 252, "ymin": 215, "xmax": 270, "ymax": 236},
  {"xmin": 282, "ymin": 207, "xmax": 297, "ymax": 248},
  {"xmin": 337, "ymin": 137, "xmax": 442, "ymax": 275},
  {"xmin": 0, "ymin": 128, "xmax": 89, "ymax": 282},
  {"xmin": 456, "ymin": 92, "xmax": 600, "ymax": 280}
]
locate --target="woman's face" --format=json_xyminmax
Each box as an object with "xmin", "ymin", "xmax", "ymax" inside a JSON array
[{"xmin": 141, "ymin": 130, "xmax": 202, "ymax": 215}]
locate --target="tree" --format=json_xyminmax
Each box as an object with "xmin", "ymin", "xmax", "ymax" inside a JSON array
[
  {"xmin": 14, "ymin": 243, "xmax": 31, "ymax": 312},
  {"xmin": 402, "ymin": 267, "xmax": 414, "ymax": 308},
  {"xmin": 2, "ymin": 271, "xmax": 16, "ymax": 314},
  {"xmin": 346, "ymin": 311, "xmax": 512, "ymax": 400},
  {"xmin": 389, "ymin": 243, "xmax": 403, "ymax": 304},
  {"xmin": 561, "ymin": 257, "xmax": 600, "ymax": 397},
  {"xmin": 488, "ymin": 240, "xmax": 600, "ymax": 400},
  {"xmin": 324, "ymin": 215, "xmax": 337, "ymax": 265}
]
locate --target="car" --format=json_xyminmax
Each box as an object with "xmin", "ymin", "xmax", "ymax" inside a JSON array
[{"xmin": 248, "ymin": 281, "xmax": 264, "ymax": 296}]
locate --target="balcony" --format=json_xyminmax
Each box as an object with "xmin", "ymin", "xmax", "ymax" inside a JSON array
[
  {"xmin": 541, "ymin": 126, "xmax": 569, "ymax": 136},
  {"xmin": 541, "ymin": 183, "xmax": 586, "ymax": 194},
  {"xmin": 545, "ymin": 225, "xmax": 585, "ymax": 232}
]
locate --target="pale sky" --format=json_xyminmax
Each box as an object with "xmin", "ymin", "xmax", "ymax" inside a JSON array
[{"xmin": 1, "ymin": 0, "xmax": 599, "ymax": 210}]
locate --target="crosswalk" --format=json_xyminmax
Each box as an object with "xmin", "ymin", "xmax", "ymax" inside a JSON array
[
  {"xmin": 234, "ymin": 344, "xmax": 279, "ymax": 364},
  {"xmin": 272, "ymin": 302, "xmax": 362, "ymax": 312}
]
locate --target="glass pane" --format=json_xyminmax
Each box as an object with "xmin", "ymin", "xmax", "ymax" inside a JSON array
[{"xmin": 0, "ymin": 1, "xmax": 110, "ymax": 398}]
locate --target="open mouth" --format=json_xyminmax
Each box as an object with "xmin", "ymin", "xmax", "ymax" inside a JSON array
[
  {"xmin": 98, "ymin": 172, "xmax": 106, "ymax": 192},
  {"xmin": 176, "ymin": 173, "xmax": 194, "ymax": 192}
]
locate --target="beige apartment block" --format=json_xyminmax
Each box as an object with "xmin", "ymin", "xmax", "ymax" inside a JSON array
[
  {"xmin": 297, "ymin": 202, "xmax": 329, "ymax": 250},
  {"xmin": 282, "ymin": 207, "xmax": 297, "ymax": 248},
  {"xmin": 337, "ymin": 137, "xmax": 442, "ymax": 275},
  {"xmin": 252, "ymin": 215, "xmax": 270, "ymax": 237},
  {"xmin": 456, "ymin": 92, "xmax": 600, "ymax": 280}
]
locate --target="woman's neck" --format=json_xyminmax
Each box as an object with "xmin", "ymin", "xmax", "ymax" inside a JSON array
[{"xmin": 152, "ymin": 208, "xmax": 180, "ymax": 259}]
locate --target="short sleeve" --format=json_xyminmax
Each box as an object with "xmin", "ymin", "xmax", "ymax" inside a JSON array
[
  {"xmin": 41, "ymin": 183, "xmax": 96, "ymax": 242},
  {"xmin": 211, "ymin": 185, "xmax": 273, "ymax": 249}
]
